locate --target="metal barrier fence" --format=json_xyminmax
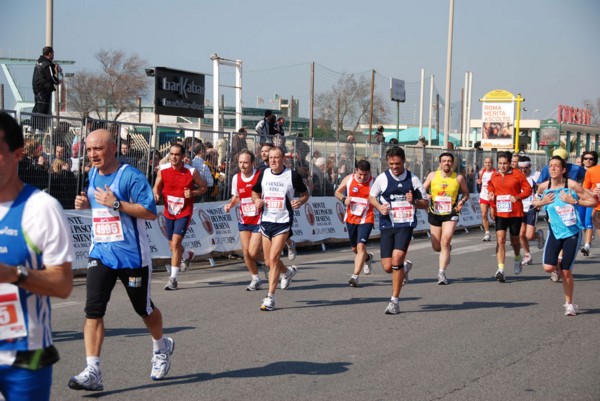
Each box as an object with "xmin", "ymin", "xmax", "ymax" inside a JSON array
[{"xmin": 9, "ymin": 113, "xmax": 556, "ymax": 210}]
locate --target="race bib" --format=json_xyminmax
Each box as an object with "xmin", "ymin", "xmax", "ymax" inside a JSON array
[
  {"xmin": 555, "ymin": 204, "xmax": 577, "ymax": 226},
  {"xmin": 391, "ymin": 201, "xmax": 414, "ymax": 224},
  {"xmin": 496, "ymin": 195, "xmax": 512, "ymax": 213},
  {"xmin": 349, "ymin": 197, "xmax": 368, "ymax": 216},
  {"xmin": 0, "ymin": 284, "xmax": 27, "ymax": 341},
  {"xmin": 241, "ymin": 197, "xmax": 258, "ymax": 217},
  {"xmin": 166, "ymin": 195, "xmax": 184, "ymax": 216},
  {"xmin": 92, "ymin": 208, "xmax": 125, "ymax": 242},
  {"xmin": 434, "ymin": 195, "xmax": 452, "ymax": 214},
  {"xmin": 264, "ymin": 192, "xmax": 285, "ymax": 211}
]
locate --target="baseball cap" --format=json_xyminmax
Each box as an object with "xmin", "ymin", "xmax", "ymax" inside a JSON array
[{"xmin": 552, "ymin": 148, "xmax": 568, "ymax": 160}]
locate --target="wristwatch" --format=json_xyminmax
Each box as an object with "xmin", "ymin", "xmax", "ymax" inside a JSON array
[
  {"xmin": 112, "ymin": 200, "xmax": 121, "ymax": 211},
  {"xmin": 12, "ymin": 265, "xmax": 29, "ymax": 286}
]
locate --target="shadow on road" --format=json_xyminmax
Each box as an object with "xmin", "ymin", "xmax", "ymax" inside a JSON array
[
  {"xmin": 79, "ymin": 361, "xmax": 351, "ymax": 398},
  {"xmin": 418, "ymin": 301, "xmax": 537, "ymax": 312},
  {"xmin": 53, "ymin": 326, "xmax": 195, "ymax": 343}
]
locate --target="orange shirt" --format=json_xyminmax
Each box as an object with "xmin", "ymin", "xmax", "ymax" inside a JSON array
[
  {"xmin": 487, "ymin": 168, "xmax": 532, "ymax": 218},
  {"xmin": 583, "ymin": 165, "xmax": 600, "ymax": 211}
]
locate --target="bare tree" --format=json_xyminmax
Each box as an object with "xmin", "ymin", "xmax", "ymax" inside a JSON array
[
  {"xmin": 68, "ymin": 50, "xmax": 149, "ymax": 120},
  {"xmin": 315, "ymin": 74, "xmax": 389, "ymax": 135},
  {"xmin": 583, "ymin": 97, "xmax": 600, "ymax": 126}
]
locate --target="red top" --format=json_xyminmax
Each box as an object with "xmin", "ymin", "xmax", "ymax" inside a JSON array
[
  {"xmin": 235, "ymin": 170, "xmax": 261, "ymax": 225},
  {"xmin": 160, "ymin": 164, "xmax": 195, "ymax": 219},
  {"xmin": 487, "ymin": 168, "xmax": 532, "ymax": 218}
]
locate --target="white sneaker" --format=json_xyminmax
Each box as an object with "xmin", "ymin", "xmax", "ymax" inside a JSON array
[
  {"xmin": 522, "ymin": 255, "xmax": 533, "ymax": 265},
  {"xmin": 384, "ymin": 301, "xmax": 400, "ymax": 315},
  {"xmin": 150, "ymin": 337, "xmax": 175, "ymax": 380},
  {"xmin": 437, "ymin": 271, "xmax": 448, "ymax": 285},
  {"xmin": 402, "ymin": 260, "xmax": 413, "ymax": 286},
  {"xmin": 550, "ymin": 269, "xmax": 562, "ymax": 282},
  {"xmin": 482, "ymin": 233, "xmax": 491, "ymax": 242},
  {"xmin": 564, "ymin": 303, "xmax": 579, "ymax": 316},
  {"xmin": 246, "ymin": 277, "xmax": 262, "ymax": 291},
  {"xmin": 280, "ymin": 265, "xmax": 298, "ymax": 289},
  {"xmin": 495, "ymin": 269, "xmax": 505, "ymax": 283},
  {"xmin": 348, "ymin": 275, "xmax": 359, "ymax": 287},
  {"xmin": 260, "ymin": 296, "xmax": 275, "ymax": 311},
  {"xmin": 68, "ymin": 364, "xmax": 104, "ymax": 391},
  {"xmin": 363, "ymin": 252, "xmax": 374, "ymax": 275},
  {"xmin": 180, "ymin": 250, "xmax": 194, "ymax": 272},
  {"xmin": 287, "ymin": 241, "xmax": 297, "ymax": 261}
]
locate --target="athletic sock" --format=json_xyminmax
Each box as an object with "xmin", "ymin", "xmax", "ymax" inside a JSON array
[
  {"xmin": 152, "ymin": 337, "xmax": 167, "ymax": 353},
  {"xmin": 170, "ymin": 266, "xmax": 179, "ymax": 279},
  {"xmin": 390, "ymin": 297, "xmax": 399, "ymax": 303},
  {"xmin": 514, "ymin": 255, "xmax": 521, "ymax": 262},
  {"xmin": 251, "ymin": 274, "xmax": 259, "ymax": 280},
  {"xmin": 498, "ymin": 263, "xmax": 505, "ymax": 270},
  {"xmin": 86, "ymin": 356, "xmax": 100, "ymax": 368}
]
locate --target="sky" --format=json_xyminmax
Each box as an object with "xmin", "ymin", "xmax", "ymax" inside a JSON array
[{"xmin": 1, "ymin": 0, "xmax": 599, "ymax": 126}]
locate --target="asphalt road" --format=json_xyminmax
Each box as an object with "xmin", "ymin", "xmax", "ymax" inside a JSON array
[{"xmin": 48, "ymin": 224, "xmax": 600, "ymax": 401}]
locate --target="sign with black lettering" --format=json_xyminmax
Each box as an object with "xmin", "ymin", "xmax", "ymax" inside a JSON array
[{"xmin": 154, "ymin": 67, "xmax": 205, "ymax": 118}]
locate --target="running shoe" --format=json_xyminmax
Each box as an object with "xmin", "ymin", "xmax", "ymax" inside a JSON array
[
  {"xmin": 280, "ymin": 265, "xmax": 298, "ymax": 289},
  {"xmin": 363, "ymin": 252, "xmax": 374, "ymax": 275},
  {"xmin": 564, "ymin": 303, "xmax": 579, "ymax": 316},
  {"xmin": 437, "ymin": 271, "xmax": 448, "ymax": 285},
  {"xmin": 522, "ymin": 255, "xmax": 533, "ymax": 265},
  {"xmin": 402, "ymin": 260, "xmax": 413, "ymax": 286},
  {"xmin": 384, "ymin": 301, "xmax": 400, "ymax": 315},
  {"xmin": 287, "ymin": 240, "xmax": 297, "ymax": 261},
  {"xmin": 550, "ymin": 269, "xmax": 562, "ymax": 282},
  {"xmin": 349, "ymin": 275, "xmax": 359, "ymax": 287},
  {"xmin": 246, "ymin": 277, "xmax": 262, "ymax": 291},
  {"xmin": 180, "ymin": 250, "xmax": 194, "ymax": 272},
  {"xmin": 495, "ymin": 269, "xmax": 506, "ymax": 283},
  {"xmin": 68, "ymin": 364, "xmax": 104, "ymax": 391},
  {"xmin": 150, "ymin": 337, "xmax": 175, "ymax": 380},
  {"xmin": 536, "ymin": 229, "xmax": 545, "ymax": 249},
  {"xmin": 580, "ymin": 245, "xmax": 590, "ymax": 257},
  {"xmin": 260, "ymin": 296, "xmax": 275, "ymax": 311},
  {"xmin": 514, "ymin": 259, "xmax": 522, "ymax": 275},
  {"xmin": 164, "ymin": 277, "xmax": 178, "ymax": 291},
  {"xmin": 482, "ymin": 233, "xmax": 491, "ymax": 242}
]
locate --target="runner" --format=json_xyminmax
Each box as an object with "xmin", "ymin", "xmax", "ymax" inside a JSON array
[
  {"xmin": 334, "ymin": 159, "xmax": 375, "ymax": 287},
  {"xmin": 477, "ymin": 157, "xmax": 495, "ymax": 241},
  {"xmin": 487, "ymin": 151, "xmax": 532, "ymax": 282},
  {"xmin": 69, "ymin": 129, "xmax": 174, "ymax": 391},
  {"xmin": 583, "ymin": 153, "xmax": 600, "ymax": 256},
  {"xmin": 0, "ymin": 113, "xmax": 73, "ymax": 401},
  {"xmin": 257, "ymin": 143, "xmax": 297, "ymax": 261},
  {"xmin": 369, "ymin": 146, "xmax": 427, "ymax": 315},
  {"xmin": 224, "ymin": 149, "xmax": 265, "ymax": 291},
  {"xmin": 532, "ymin": 156, "xmax": 597, "ymax": 315},
  {"xmin": 153, "ymin": 143, "xmax": 207, "ymax": 290},
  {"xmin": 252, "ymin": 146, "xmax": 309, "ymax": 311},
  {"xmin": 578, "ymin": 151, "xmax": 597, "ymax": 256},
  {"xmin": 517, "ymin": 156, "xmax": 545, "ymax": 265},
  {"xmin": 422, "ymin": 152, "xmax": 470, "ymax": 285}
]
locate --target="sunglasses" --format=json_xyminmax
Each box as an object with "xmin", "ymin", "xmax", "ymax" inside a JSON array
[{"xmin": 583, "ymin": 157, "xmax": 594, "ymax": 161}]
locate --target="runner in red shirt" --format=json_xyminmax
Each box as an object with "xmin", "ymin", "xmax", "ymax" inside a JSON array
[
  {"xmin": 224, "ymin": 149, "xmax": 265, "ymax": 291},
  {"xmin": 334, "ymin": 159, "xmax": 375, "ymax": 287},
  {"xmin": 153, "ymin": 144, "xmax": 207, "ymax": 290},
  {"xmin": 487, "ymin": 151, "xmax": 532, "ymax": 282}
]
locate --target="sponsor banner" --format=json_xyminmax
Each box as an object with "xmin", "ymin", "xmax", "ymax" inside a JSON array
[{"xmin": 66, "ymin": 196, "xmax": 485, "ymax": 269}]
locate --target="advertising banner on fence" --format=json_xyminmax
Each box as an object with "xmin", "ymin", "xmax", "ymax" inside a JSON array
[{"xmin": 66, "ymin": 196, "xmax": 484, "ymax": 269}]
